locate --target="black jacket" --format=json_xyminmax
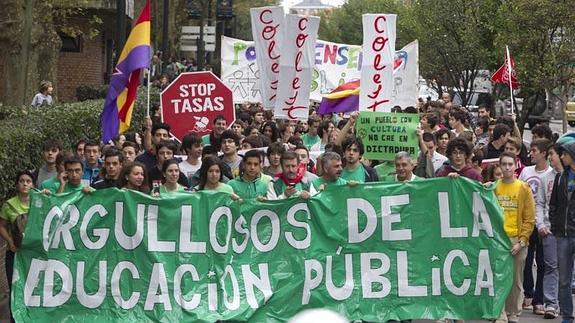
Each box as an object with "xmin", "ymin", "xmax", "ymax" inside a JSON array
[
  {"xmin": 363, "ymin": 165, "xmax": 379, "ymax": 183},
  {"xmin": 549, "ymin": 142, "xmax": 575, "ymax": 237}
]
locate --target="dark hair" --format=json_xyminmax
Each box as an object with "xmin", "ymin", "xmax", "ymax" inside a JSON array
[
  {"xmin": 198, "ymin": 156, "xmax": 223, "ymax": 190},
  {"xmin": 243, "ymin": 125, "xmax": 259, "ymax": 137},
  {"xmin": 307, "ymin": 116, "xmax": 321, "ymax": 126},
  {"xmin": 499, "ymin": 151, "xmax": 517, "ymax": 163},
  {"xmin": 161, "ymin": 158, "xmax": 180, "ymax": 174},
  {"xmin": 422, "ymin": 132, "xmax": 435, "ymax": 143},
  {"xmin": 450, "ymin": 110, "xmax": 467, "ymax": 124},
  {"xmin": 424, "ymin": 113, "xmax": 438, "ymax": 128},
  {"xmin": 181, "ymin": 133, "xmax": 202, "ymax": 153},
  {"xmin": 531, "ymin": 124, "xmax": 553, "ymax": 141},
  {"xmin": 471, "ymin": 148, "xmax": 484, "ymax": 165},
  {"xmin": 403, "ymin": 106, "xmax": 417, "ymax": 114},
  {"xmin": 75, "ymin": 139, "xmax": 86, "ymax": 150},
  {"xmin": 260, "ymin": 121, "xmax": 280, "ymax": 143},
  {"xmin": 446, "ymin": 137, "xmax": 472, "ymax": 159},
  {"xmin": 84, "ymin": 139, "xmax": 100, "ymax": 149},
  {"xmin": 243, "ymin": 149, "xmax": 262, "ymax": 163},
  {"xmin": 42, "ymin": 139, "xmax": 62, "ymax": 152},
  {"xmin": 117, "ymin": 162, "xmax": 150, "ymax": 193},
  {"xmin": 476, "ymin": 117, "xmax": 490, "ymax": 133},
  {"xmin": 496, "ymin": 115, "xmax": 515, "ymax": 129},
  {"xmin": 202, "ymin": 145, "xmax": 218, "ymax": 158},
  {"xmin": 15, "ymin": 170, "xmax": 36, "ymax": 187},
  {"xmin": 213, "ymin": 115, "xmax": 227, "ymax": 125},
  {"xmin": 294, "ymin": 145, "xmax": 309, "ymax": 157},
  {"xmin": 281, "ymin": 151, "xmax": 299, "ymax": 165},
  {"xmin": 478, "ymin": 104, "xmax": 490, "ymax": 112},
  {"xmin": 151, "ymin": 123, "xmax": 171, "ymax": 136},
  {"xmin": 155, "ymin": 140, "xmax": 178, "ymax": 153},
  {"xmin": 220, "ymin": 130, "xmax": 240, "ymax": 146},
  {"xmin": 288, "ymin": 136, "xmax": 304, "ymax": 147},
  {"xmin": 243, "ymin": 135, "xmax": 264, "ymax": 148},
  {"xmin": 63, "ymin": 155, "xmax": 84, "ymax": 170},
  {"xmin": 342, "ymin": 135, "xmax": 365, "ymax": 156},
  {"xmin": 103, "ymin": 147, "xmax": 124, "ymax": 163},
  {"xmin": 482, "ymin": 163, "xmax": 501, "ymax": 183},
  {"xmin": 492, "ymin": 124, "xmax": 511, "ymax": 141},
  {"xmin": 318, "ymin": 120, "xmax": 333, "ymax": 138},
  {"xmin": 267, "ymin": 142, "xmax": 286, "ymax": 157},
  {"xmin": 434, "ymin": 128, "xmax": 452, "ymax": 142},
  {"xmin": 530, "ymin": 138, "xmax": 552, "ymax": 156},
  {"xmin": 123, "ymin": 141, "xmax": 140, "ymax": 154}
]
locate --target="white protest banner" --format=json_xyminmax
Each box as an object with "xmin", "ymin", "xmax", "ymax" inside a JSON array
[
  {"xmin": 250, "ymin": 6, "xmax": 284, "ymax": 110},
  {"xmin": 359, "ymin": 14, "xmax": 396, "ymax": 112},
  {"xmin": 274, "ymin": 14, "xmax": 320, "ymax": 121},
  {"xmin": 221, "ymin": 36, "xmax": 362, "ymax": 103},
  {"xmin": 392, "ymin": 40, "xmax": 419, "ymax": 108},
  {"xmin": 221, "ymin": 37, "xmax": 261, "ymax": 103}
]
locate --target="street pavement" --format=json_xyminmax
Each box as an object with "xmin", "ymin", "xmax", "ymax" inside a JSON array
[{"xmin": 412, "ymin": 308, "xmax": 563, "ymax": 323}]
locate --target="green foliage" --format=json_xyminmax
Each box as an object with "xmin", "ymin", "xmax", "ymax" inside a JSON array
[
  {"xmin": 234, "ymin": 0, "xmax": 280, "ymax": 41},
  {"xmin": 0, "ymin": 86, "xmax": 160, "ymax": 204},
  {"xmin": 76, "ymin": 84, "xmax": 108, "ymax": 101}
]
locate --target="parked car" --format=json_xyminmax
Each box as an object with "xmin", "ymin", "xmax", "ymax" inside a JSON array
[
  {"xmin": 566, "ymin": 95, "xmax": 575, "ymax": 127},
  {"xmin": 452, "ymin": 91, "xmax": 493, "ymax": 113}
]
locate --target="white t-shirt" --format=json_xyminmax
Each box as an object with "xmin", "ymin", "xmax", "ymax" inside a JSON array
[
  {"xmin": 179, "ymin": 159, "xmax": 202, "ymax": 180},
  {"xmin": 519, "ymin": 165, "xmax": 553, "ymax": 201},
  {"xmin": 431, "ymin": 151, "xmax": 448, "ymax": 173}
]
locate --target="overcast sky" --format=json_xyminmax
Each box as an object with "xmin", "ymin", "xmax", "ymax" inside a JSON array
[{"xmin": 282, "ymin": 0, "xmax": 347, "ymax": 11}]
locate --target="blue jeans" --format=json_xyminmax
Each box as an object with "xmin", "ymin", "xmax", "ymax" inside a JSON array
[
  {"xmin": 557, "ymin": 236, "xmax": 575, "ymax": 320},
  {"xmin": 524, "ymin": 230, "xmax": 544, "ymax": 305},
  {"xmin": 542, "ymin": 234, "xmax": 559, "ymax": 309}
]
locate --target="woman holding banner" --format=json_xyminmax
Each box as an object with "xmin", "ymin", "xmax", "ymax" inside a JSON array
[
  {"xmin": 117, "ymin": 162, "xmax": 150, "ymax": 194},
  {"xmin": 0, "ymin": 170, "xmax": 35, "ymax": 320},
  {"xmin": 154, "ymin": 159, "xmax": 186, "ymax": 196},
  {"xmin": 193, "ymin": 157, "xmax": 240, "ymax": 201}
]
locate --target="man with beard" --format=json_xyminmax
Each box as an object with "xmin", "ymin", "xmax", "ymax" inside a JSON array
[
  {"xmin": 312, "ymin": 152, "xmax": 357, "ymax": 191},
  {"xmin": 267, "ymin": 151, "xmax": 316, "ymax": 200}
]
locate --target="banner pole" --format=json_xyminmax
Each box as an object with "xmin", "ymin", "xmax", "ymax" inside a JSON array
[
  {"xmin": 147, "ymin": 68, "xmax": 151, "ymax": 116},
  {"xmin": 506, "ymin": 45, "xmax": 515, "ymax": 115}
]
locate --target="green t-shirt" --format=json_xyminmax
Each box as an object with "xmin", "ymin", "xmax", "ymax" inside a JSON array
[
  {"xmin": 203, "ymin": 183, "xmax": 234, "ymax": 194},
  {"xmin": 201, "ymin": 134, "xmax": 211, "ymax": 146},
  {"xmin": 0, "ymin": 196, "xmax": 29, "ymax": 223},
  {"xmin": 382, "ymin": 174, "xmax": 422, "ymax": 183},
  {"xmin": 40, "ymin": 176, "xmax": 61, "ymax": 193},
  {"xmin": 374, "ymin": 161, "xmax": 396, "ymax": 181},
  {"xmin": 159, "ymin": 184, "xmax": 186, "ymax": 195},
  {"xmin": 311, "ymin": 177, "xmax": 347, "ymax": 191},
  {"xmin": 228, "ymin": 175, "xmax": 270, "ymax": 200},
  {"xmin": 341, "ymin": 164, "xmax": 366, "ymax": 183},
  {"xmin": 62, "ymin": 183, "xmax": 84, "ymax": 194},
  {"xmin": 302, "ymin": 134, "xmax": 320, "ymax": 150}
]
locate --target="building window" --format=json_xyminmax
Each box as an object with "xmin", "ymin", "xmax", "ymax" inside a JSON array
[{"xmin": 59, "ymin": 33, "xmax": 83, "ymax": 53}]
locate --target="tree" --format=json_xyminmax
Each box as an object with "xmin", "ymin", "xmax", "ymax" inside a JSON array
[
  {"xmin": 0, "ymin": 0, "xmax": 102, "ymax": 106},
  {"xmin": 495, "ymin": 0, "xmax": 575, "ymax": 132},
  {"xmin": 410, "ymin": 0, "xmax": 499, "ymax": 104},
  {"xmin": 233, "ymin": 0, "xmax": 280, "ymax": 41}
]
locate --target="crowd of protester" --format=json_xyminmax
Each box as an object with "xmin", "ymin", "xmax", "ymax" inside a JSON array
[{"xmin": 4, "ymin": 91, "xmax": 575, "ymax": 323}]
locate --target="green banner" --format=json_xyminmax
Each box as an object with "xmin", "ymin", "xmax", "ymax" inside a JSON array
[
  {"xmin": 355, "ymin": 111, "xmax": 420, "ymax": 160},
  {"xmin": 13, "ymin": 178, "xmax": 511, "ymax": 322}
]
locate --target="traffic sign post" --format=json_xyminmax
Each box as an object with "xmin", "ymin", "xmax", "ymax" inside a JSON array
[{"xmin": 161, "ymin": 72, "xmax": 235, "ymax": 141}]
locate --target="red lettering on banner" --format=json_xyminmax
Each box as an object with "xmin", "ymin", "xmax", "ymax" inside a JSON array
[
  {"xmin": 282, "ymin": 17, "xmax": 311, "ymax": 120},
  {"xmin": 374, "ymin": 16, "xmax": 387, "ymax": 33},
  {"xmin": 366, "ymin": 15, "xmax": 390, "ymax": 112},
  {"xmin": 258, "ymin": 8, "xmax": 281, "ymax": 103},
  {"xmin": 259, "ymin": 9, "xmax": 272, "ymax": 24}
]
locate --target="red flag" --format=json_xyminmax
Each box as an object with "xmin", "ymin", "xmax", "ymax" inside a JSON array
[{"xmin": 491, "ymin": 50, "xmax": 519, "ymax": 89}]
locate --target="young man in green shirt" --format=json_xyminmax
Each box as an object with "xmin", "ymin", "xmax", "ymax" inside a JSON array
[
  {"xmin": 302, "ymin": 117, "xmax": 321, "ymax": 150},
  {"xmin": 341, "ymin": 135, "xmax": 379, "ymax": 183},
  {"xmin": 228, "ymin": 150, "xmax": 271, "ymax": 200},
  {"xmin": 58, "ymin": 155, "xmax": 90, "ymax": 193}
]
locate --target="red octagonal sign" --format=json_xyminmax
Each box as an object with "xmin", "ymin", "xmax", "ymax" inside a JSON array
[{"xmin": 161, "ymin": 71, "xmax": 235, "ymax": 141}]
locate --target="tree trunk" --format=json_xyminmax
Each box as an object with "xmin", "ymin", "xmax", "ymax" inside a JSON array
[{"xmin": 0, "ymin": 0, "xmax": 60, "ymax": 106}]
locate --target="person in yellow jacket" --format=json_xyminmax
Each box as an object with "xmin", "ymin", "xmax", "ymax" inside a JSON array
[{"xmin": 494, "ymin": 152, "xmax": 536, "ymax": 323}]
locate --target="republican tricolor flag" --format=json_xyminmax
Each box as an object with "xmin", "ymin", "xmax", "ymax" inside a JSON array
[
  {"xmin": 317, "ymin": 80, "xmax": 360, "ymax": 115},
  {"xmin": 100, "ymin": 0, "xmax": 151, "ymax": 143},
  {"xmin": 491, "ymin": 46, "xmax": 519, "ymax": 90}
]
